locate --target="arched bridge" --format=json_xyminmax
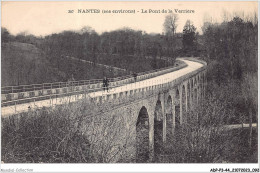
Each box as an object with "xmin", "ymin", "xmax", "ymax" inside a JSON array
[{"xmin": 1, "ymin": 58, "xmax": 207, "ymax": 163}]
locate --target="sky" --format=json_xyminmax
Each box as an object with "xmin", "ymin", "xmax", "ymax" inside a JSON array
[{"xmin": 1, "ymin": 1, "xmax": 258, "ymax": 36}]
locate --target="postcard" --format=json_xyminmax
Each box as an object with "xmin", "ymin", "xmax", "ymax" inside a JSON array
[{"xmin": 1, "ymin": 1, "xmax": 258, "ymax": 172}]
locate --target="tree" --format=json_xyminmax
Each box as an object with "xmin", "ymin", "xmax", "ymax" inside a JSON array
[
  {"xmin": 241, "ymin": 73, "xmax": 258, "ymax": 150},
  {"xmin": 163, "ymin": 13, "xmax": 178, "ymax": 59},
  {"xmin": 1, "ymin": 27, "xmax": 12, "ymax": 43},
  {"xmin": 163, "ymin": 13, "xmax": 179, "ymax": 36},
  {"xmin": 182, "ymin": 20, "xmax": 197, "ymax": 51},
  {"xmin": 162, "ymin": 93, "xmax": 231, "ymax": 163},
  {"xmin": 78, "ymin": 26, "xmax": 95, "ymax": 35},
  {"xmin": 201, "ymin": 13, "xmax": 258, "ymax": 157},
  {"xmin": 150, "ymin": 42, "xmax": 159, "ymax": 69}
]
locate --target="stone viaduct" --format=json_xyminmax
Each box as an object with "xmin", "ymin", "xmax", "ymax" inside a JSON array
[
  {"xmin": 88, "ymin": 58, "xmax": 207, "ymax": 162},
  {"xmin": 1, "ymin": 58, "xmax": 207, "ymax": 163}
]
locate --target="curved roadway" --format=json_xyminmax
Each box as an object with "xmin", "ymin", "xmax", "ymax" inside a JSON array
[{"xmin": 1, "ymin": 59, "xmax": 204, "ymax": 117}]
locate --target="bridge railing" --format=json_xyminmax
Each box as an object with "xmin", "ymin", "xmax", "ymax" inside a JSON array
[
  {"xmin": 2, "ymin": 59, "xmax": 186, "ymax": 95},
  {"xmin": 1, "ymin": 61, "xmax": 187, "ymax": 104},
  {"xmin": 1, "ymin": 77, "xmax": 172, "ymax": 114},
  {"xmin": 1, "ymin": 87, "xmax": 98, "ymax": 107},
  {"xmin": 1, "ymin": 79, "xmax": 103, "ymax": 94}
]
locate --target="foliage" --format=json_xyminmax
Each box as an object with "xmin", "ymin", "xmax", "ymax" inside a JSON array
[
  {"xmin": 1, "ymin": 99, "xmax": 132, "ymax": 163},
  {"xmin": 163, "ymin": 13, "xmax": 179, "ymax": 37},
  {"xmin": 1, "ymin": 102, "xmax": 91, "ymax": 163},
  {"xmin": 202, "ymin": 16, "xmax": 258, "ymax": 152},
  {"xmin": 182, "ymin": 20, "xmax": 197, "ymax": 51},
  {"xmin": 1, "ymin": 42, "xmax": 62, "ymax": 86},
  {"xmin": 1, "ymin": 27, "xmax": 14, "ymax": 43},
  {"xmin": 202, "ymin": 17, "xmax": 257, "ymax": 81}
]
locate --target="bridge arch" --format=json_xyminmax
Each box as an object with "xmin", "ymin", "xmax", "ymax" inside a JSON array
[
  {"xmin": 198, "ymin": 75, "xmax": 202, "ymax": 99},
  {"xmin": 175, "ymin": 89, "xmax": 180, "ymax": 128},
  {"xmin": 136, "ymin": 106, "xmax": 149, "ymax": 163},
  {"xmin": 190, "ymin": 79, "xmax": 194, "ymax": 107},
  {"xmin": 202, "ymin": 72, "xmax": 206, "ymax": 97},
  {"xmin": 194, "ymin": 77, "xmax": 197, "ymax": 103},
  {"xmin": 154, "ymin": 100, "xmax": 163, "ymax": 160},
  {"xmin": 166, "ymin": 95, "xmax": 173, "ymax": 142},
  {"xmin": 187, "ymin": 82, "xmax": 190, "ymax": 110},
  {"xmin": 181, "ymin": 85, "xmax": 186, "ymax": 123},
  {"xmin": 192, "ymin": 77, "xmax": 195, "ymax": 88},
  {"xmin": 194, "ymin": 88, "xmax": 198, "ymax": 104}
]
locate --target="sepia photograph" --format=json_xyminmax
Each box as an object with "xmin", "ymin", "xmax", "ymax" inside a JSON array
[{"xmin": 1, "ymin": 1, "xmax": 258, "ymax": 172}]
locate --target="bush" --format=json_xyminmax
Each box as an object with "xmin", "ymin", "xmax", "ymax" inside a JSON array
[
  {"xmin": 1, "ymin": 102, "xmax": 91, "ymax": 163},
  {"xmin": 1, "ymin": 97, "xmax": 132, "ymax": 163}
]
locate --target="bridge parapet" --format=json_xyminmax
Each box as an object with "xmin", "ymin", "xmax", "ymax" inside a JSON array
[
  {"xmin": 1, "ymin": 61, "xmax": 187, "ymax": 106},
  {"xmin": 89, "ymin": 58, "xmax": 206, "ymax": 107}
]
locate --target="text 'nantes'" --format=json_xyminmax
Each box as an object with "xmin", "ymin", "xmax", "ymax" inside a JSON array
[{"xmin": 78, "ymin": 9, "xmax": 100, "ymax": 13}]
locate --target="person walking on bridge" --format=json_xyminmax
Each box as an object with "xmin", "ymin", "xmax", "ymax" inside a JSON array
[
  {"xmin": 68, "ymin": 74, "xmax": 75, "ymax": 91},
  {"xmin": 103, "ymin": 77, "xmax": 109, "ymax": 92},
  {"xmin": 133, "ymin": 72, "xmax": 138, "ymax": 82}
]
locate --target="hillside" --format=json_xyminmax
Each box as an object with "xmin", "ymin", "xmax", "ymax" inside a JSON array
[
  {"xmin": 82, "ymin": 53, "xmax": 173, "ymax": 73},
  {"xmin": 1, "ymin": 42, "xmax": 64, "ymax": 86},
  {"xmin": 1, "ymin": 42, "xmax": 128, "ymax": 87}
]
